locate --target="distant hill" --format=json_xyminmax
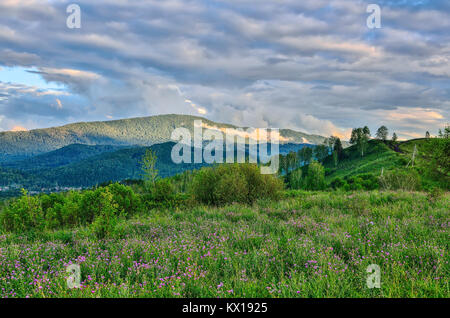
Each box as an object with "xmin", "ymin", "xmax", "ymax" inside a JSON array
[
  {"xmin": 2, "ymin": 144, "xmax": 125, "ymax": 171},
  {"xmin": 0, "ymin": 141, "xmax": 309, "ymax": 188},
  {"xmin": 0, "ymin": 114, "xmax": 333, "ymax": 162},
  {"xmin": 0, "ymin": 142, "xmax": 206, "ymax": 188}
]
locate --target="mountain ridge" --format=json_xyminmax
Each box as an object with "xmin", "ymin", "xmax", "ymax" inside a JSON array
[{"xmin": 0, "ymin": 114, "xmax": 334, "ymax": 162}]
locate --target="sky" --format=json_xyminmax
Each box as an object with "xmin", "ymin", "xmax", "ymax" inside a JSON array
[{"xmin": 0, "ymin": 0, "xmax": 449, "ymax": 139}]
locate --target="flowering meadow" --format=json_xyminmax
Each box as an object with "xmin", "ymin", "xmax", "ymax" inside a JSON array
[{"xmin": 0, "ymin": 191, "xmax": 448, "ymax": 298}]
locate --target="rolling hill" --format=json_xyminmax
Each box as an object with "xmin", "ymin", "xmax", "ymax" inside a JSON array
[
  {"xmin": 0, "ymin": 141, "xmax": 309, "ymax": 189},
  {"xmin": 320, "ymin": 138, "xmax": 449, "ymax": 189},
  {"xmin": 322, "ymin": 139, "xmax": 402, "ymax": 180},
  {"xmin": 0, "ymin": 114, "xmax": 333, "ymax": 162},
  {"xmin": 2, "ymin": 144, "xmax": 125, "ymax": 171}
]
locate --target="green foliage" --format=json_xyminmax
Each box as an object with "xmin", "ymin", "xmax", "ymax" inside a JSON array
[
  {"xmin": 422, "ymin": 138, "xmax": 449, "ymax": 181},
  {"xmin": 142, "ymin": 178, "xmax": 181, "ymax": 209},
  {"xmin": 304, "ymin": 161, "xmax": 326, "ymax": 190},
  {"xmin": 0, "ymin": 142, "xmax": 209, "ymax": 188},
  {"xmin": 0, "ymin": 183, "xmax": 141, "ymax": 233},
  {"xmin": 141, "ymin": 149, "xmax": 158, "ymax": 186},
  {"xmin": 350, "ymin": 127, "xmax": 371, "ymax": 157},
  {"xmin": 379, "ymin": 169, "xmax": 421, "ymax": 191},
  {"xmin": 0, "ymin": 189, "xmax": 44, "ymax": 232},
  {"xmin": 106, "ymin": 183, "xmax": 141, "ymax": 217},
  {"xmin": 392, "ymin": 132, "xmax": 398, "ymax": 142},
  {"xmin": 376, "ymin": 126, "xmax": 389, "ymax": 141},
  {"xmin": 190, "ymin": 167, "xmax": 219, "ymax": 205},
  {"xmin": 288, "ymin": 169, "xmax": 303, "ymax": 190},
  {"xmin": 314, "ymin": 144, "xmax": 329, "ymax": 162},
  {"xmin": 323, "ymin": 140, "xmax": 399, "ymax": 181},
  {"xmin": 330, "ymin": 177, "xmax": 346, "ymax": 189},
  {"xmin": 0, "ymin": 191, "xmax": 447, "ymax": 298},
  {"xmin": 89, "ymin": 190, "xmax": 120, "ymax": 239},
  {"xmin": 191, "ymin": 163, "xmax": 283, "ymax": 206}
]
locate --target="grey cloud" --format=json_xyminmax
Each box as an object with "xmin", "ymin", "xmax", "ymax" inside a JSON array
[{"xmin": 0, "ymin": 0, "xmax": 448, "ymax": 138}]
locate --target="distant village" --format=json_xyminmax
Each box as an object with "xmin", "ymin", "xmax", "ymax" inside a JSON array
[{"xmin": 0, "ymin": 184, "xmax": 83, "ymax": 196}]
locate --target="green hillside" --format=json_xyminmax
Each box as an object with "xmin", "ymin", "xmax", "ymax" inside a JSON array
[
  {"xmin": 0, "ymin": 141, "xmax": 309, "ymax": 190},
  {"xmin": 323, "ymin": 140, "xmax": 402, "ymax": 180},
  {"xmin": 0, "ymin": 114, "xmax": 330, "ymax": 162},
  {"xmin": 0, "ymin": 142, "xmax": 209, "ymax": 188},
  {"xmin": 2, "ymin": 144, "xmax": 125, "ymax": 171},
  {"xmin": 320, "ymin": 138, "xmax": 449, "ymax": 189}
]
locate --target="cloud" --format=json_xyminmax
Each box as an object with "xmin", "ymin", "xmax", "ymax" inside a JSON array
[
  {"xmin": 10, "ymin": 125, "xmax": 27, "ymax": 132},
  {"xmin": 0, "ymin": 0, "xmax": 448, "ymax": 139}
]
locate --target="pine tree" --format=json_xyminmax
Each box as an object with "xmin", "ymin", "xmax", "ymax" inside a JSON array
[{"xmin": 392, "ymin": 132, "xmax": 398, "ymax": 142}]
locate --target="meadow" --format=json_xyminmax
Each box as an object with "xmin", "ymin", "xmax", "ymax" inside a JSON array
[{"xmin": 1, "ymin": 190, "xmax": 448, "ymax": 298}]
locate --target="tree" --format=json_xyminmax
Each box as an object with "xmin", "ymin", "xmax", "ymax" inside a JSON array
[
  {"xmin": 333, "ymin": 137, "xmax": 344, "ymax": 159},
  {"xmin": 425, "ymin": 131, "xmax": 430, "ymax": 139},
  {"xmin": 314, "ymin": 144, "xmax": 329, "ymax": 162},
  {"xmin": 288, "ymin": 169, "xmax": 303, "ymax": 189},
  {"xmin": 304, "ymin": 161, "xmax": 326, "ymax": 190},
  {"xmin": 363, "ymin": 126, "xmax": 371, "ymax": 137},
  {"xmin": 141, "ymin": 149, "xmax": 158, "ymax": 186},
  {"xmin": 332, "ymin": 150, "xmax": 339, "ymax": 167},
  {"xmin": 303, "ymin": 147, "xmax": 313, "ymax": 164},
  {"xmin": 286, "ymin": 152, "xmax": 297, "ymax": 172},
  {"xmin": 438, "ymin": 125, "xmax": 450, "ymax": 138},
  {"xmin": 350, "ymin": 127, "xmax": 370, "ymax": 157},
  {"xmin": 392, "ymin": 132, "xmax": 398, "ymax": 142},
  {"xmin": 296, "ymin": 149, "xmax": 304, "ymax": 167},
  {"xmin": 376, "ymin": 126, "xmax": 389, "ymax": 141},
  {"xmin": 324, "ymin": 136, "xmax": 337, "ymax": 149}
]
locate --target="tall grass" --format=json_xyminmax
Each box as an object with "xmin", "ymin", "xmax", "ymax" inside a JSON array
[{"xmin": 0, "ymin": 191, "xmax": 448, "ymax": 298}]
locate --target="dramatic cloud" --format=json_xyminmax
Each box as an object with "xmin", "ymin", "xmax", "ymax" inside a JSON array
[{"xmin": 0, "ymin": 0, "xmax": 449, "ymax": 139}]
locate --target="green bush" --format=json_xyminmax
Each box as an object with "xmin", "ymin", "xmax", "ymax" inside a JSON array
[
  {"xmin": 379, "ymin": 169, "xmax": 422, "ymax": 191},
  {"xmin": 0, "ymin": 183, "xmax": 141, "ymax": 233},
  {"xmin": 346, "ymin": 173, "xmax": 379, "ymax": 191},
  {"xmin": 89, "ymin": 190, "xmax": 120, "ymax": 239},
  {"xmin": 0, "ymin": 189, "xmax": 44, "ymax": 232},
  {"xmin": 106, "ymin": 183, "xmax": 141, "ymax": 216},
  {"xmin": 191, "ymin": 163, "xmax": 283, "ymax": 206},
  {"xmin": 330, "ymin": 177, "xmax": 346, "ymax": 189},
  {"xmin": 190, "ymin": 167, "xmax": 219, "ymax": 205},
  {"xmin": 150, "ymin": 179, "xmax": 175, "ymax": 202}
]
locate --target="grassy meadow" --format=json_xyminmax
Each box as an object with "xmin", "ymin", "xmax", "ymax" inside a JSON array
[{"xmin": 1, "ymin": 190, "xmax": 448, "ymax": 298}]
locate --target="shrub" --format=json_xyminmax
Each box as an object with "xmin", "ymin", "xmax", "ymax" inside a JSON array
[
  {"xmin": 191, "ymin": 163, "xmax": 283, "ymax": 206},
  {"xmin": 379, "ymin": 169, "xmax": 421, "ymax": 191},
  {"xmin": 0, "ymin": 189, "xmax": 44, "ymax": 233},
  {"xmin": 89, "ymin": 190, "xmax": 120, "ymax": 239},
  {"xmin": 0, "ymin": 184, "xmax": 140, "ymax": 234},
  {"xmin": 214, "ymin": 167, "xmax": 248, "ymax": 205},
  {"xmin": 106, "ymin": 183, "xmax": 141, "ymax": 216},
  {"xmin": 190, "ymin": 167, "xmax": 219, "ymax": 205},
  {"xmin": 142, "ymin": 179, "xmax": 186, "ymax": 210},
  {"xmin": 330, "ymin": 177, "xmax": 346, "ymax": 189},
  {"xmin": 345, "ymin": 173, "xmax": 379, "ymax": 191},
  {"xmin": 150, "ymin": 179, "xmax": 175, "ymax": 202}
]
